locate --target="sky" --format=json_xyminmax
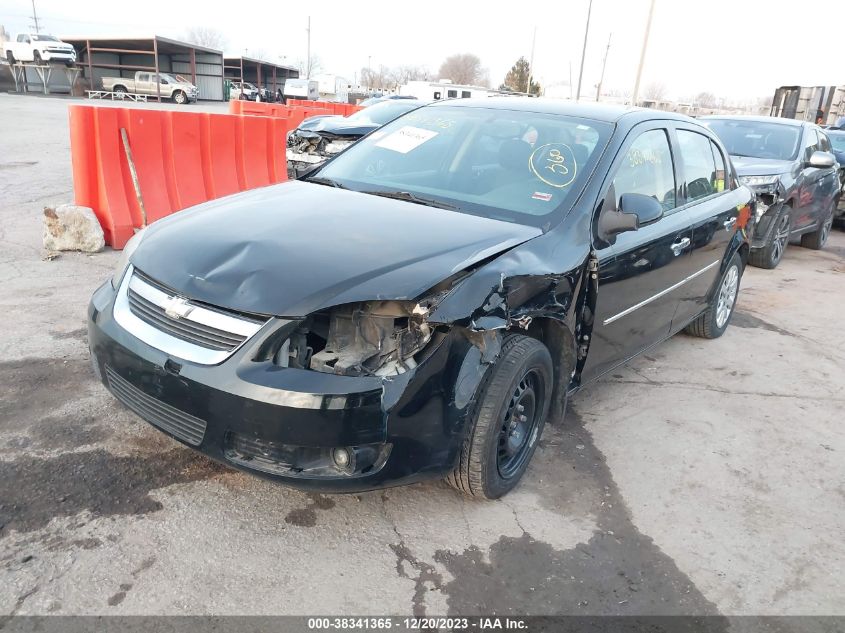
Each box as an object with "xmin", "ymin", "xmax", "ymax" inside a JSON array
[{"xmin": 2, "ymin": 0, "xmax": 842, "ymax": 102}]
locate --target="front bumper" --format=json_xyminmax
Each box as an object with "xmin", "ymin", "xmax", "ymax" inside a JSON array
[
  {"xmin": 42, "ymin": 50, "xmax": 76, "ymax": 62},
  {"xmin": 88, "ymin": 281, "xmax": 477, "ymax": 492}
]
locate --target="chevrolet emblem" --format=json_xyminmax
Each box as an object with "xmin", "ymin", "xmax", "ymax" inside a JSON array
[{"xmin": 163, "ymin": 296, "xmax": 194, "ymax": 320}]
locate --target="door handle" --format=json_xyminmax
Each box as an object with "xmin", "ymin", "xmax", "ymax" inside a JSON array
[
  {"xmin": 723, "ymin": 217, "xmax": 737, "ymax": 231},
  {"xmin": 670, "ymin": 237, "xmax": 690, "ymax": 255}
]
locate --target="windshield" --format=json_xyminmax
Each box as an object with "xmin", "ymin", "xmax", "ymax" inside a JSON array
[
  {"xmin": 828, "ymin": 133, "xmax": 845, "ymax": 152},
  {"xmin": 158, "ymin": 73, "xmax": 178, "ymax": 83},
  {"xmin": 32, "ymin": 35, "xmax": 59, "ymax": 42},
  {"xmin": 315, "ymin": 105, "xmax": 611, "ymax": 226},
  {"xmin": 703, "ymin": 119, "xmax": 800, "ymax": 161},
  {"xmin": 346, "ymin": 101, "xmax": 421, "ymax": 126}
]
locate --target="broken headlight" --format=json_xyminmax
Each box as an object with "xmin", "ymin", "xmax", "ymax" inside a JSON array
[
  {"xmin": 111, "ymin": 227, "xmax": 147, "ymax": 289},
  {"xmin": 274, "ymin": 300, "xmax": 435, "ymax": 377}
]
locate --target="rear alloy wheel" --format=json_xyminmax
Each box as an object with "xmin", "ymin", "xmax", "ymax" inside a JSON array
[
  {"xmin": 446, "ymin": 335, "xmax": 553, "ymax": 499},
  {"xmin": 749, "ymin": 210, "xmax": 790, "ymax": 269},
  {"xmin": 684, "ymin": 252, "xmax": 743, "ymax": 339},
  {"xmin": 800, "ymin": 205, "xmax": 834, "ymax": 250},
  {"xmin": 114, "ymin": 86, "xmax": 127, "ymax": 99}
]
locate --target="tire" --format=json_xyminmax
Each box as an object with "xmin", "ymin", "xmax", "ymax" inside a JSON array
[
  {"xmin": 173, "ymin": 91, "xmax": 187, "ymax": 105},
  {"xmin": 33, "ymin": 50, "xmax": 42, "ymax": 64},
  {"xmin": 5, "ymin": 51, "xmax": 15, "ymax": 64},
  {"xmin": 446, "ymin": 335, "xmax": 553, "ymax": 499},
  {"xmin": 800, "ymin": 204, "xmax": 834, "ymax": 250},
  {"xmin": 749, "ymin": 207, "xmax": 790, "ymax": 269},
  {"xmin": 684, "ymin": 252, "xmax": 743, "ymax": 339},
  {"xmin": 113, "ymin": 86, "xmax": 127, "ymax": 99}
]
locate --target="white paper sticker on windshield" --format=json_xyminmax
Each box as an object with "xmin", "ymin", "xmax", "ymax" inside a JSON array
[{"xmin": 375, "ymin": 126, "xmax": 438, "ymax": 153}]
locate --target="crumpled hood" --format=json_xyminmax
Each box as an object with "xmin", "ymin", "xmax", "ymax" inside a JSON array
[
  {"xmin": 295, "ymin": 116, "xmax": 377, "ymax": 138},
  {"xmin": 731, "ymin": 156, "xmax": 793, "ymax": 177},
  {"xmin": 131, "ymin": 181, "xmax": 541, "ymax": 317}
]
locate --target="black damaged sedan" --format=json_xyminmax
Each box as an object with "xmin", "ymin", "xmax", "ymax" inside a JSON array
[{"xmin": 89, "ymin": 98, "xmax": 753, "ymax": 498}]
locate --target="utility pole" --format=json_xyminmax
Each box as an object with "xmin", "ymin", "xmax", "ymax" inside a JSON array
[
  {"xmin": 631, "ymin": 0, "xmax": 656, "ymax": 107},
  {"xmin": 306, "ymin": 16, "xmax": 311, "ymax": 78},
  {"xmin": 527, "ymin": 26, "xmax": 537, "ymax": 95},
  {"xmin": 575, "ymin": 0, "xmax": 592, "ymax": 102},
  {"xmin": 595, "ymin": 32, "xmax": 611, "ymax": 101},
  {"xmin": 30, "ymin": 0, "xmax": 41, "ymax": 33}
]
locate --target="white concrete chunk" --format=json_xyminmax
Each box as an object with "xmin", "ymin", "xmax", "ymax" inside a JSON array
[{"xmin": 42, "ymin": 204, "xmax": 105, "ymax": 253}]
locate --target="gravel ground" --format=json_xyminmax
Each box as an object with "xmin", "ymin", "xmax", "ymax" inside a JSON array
[{"xmin": 0, "ymin": 94, "xmax": 843, "ymax": 619}]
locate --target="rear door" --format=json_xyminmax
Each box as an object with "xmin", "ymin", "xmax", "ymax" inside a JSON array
[
  {"xmin": 583, "ymin": 124, "xmax": 697, "ymax": 382},
  {"xmin": 670, "ymin": 125, "xmax": 741, "ymax": 326}
]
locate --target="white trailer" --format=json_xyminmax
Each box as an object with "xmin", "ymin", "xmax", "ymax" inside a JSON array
[
  {"xmin": 284, "ymin": 78, "xmax": 319, "ymax": 101},
  {"xmin": 399, "ymin": 81, "xmax": 496, "ymax": 101}
]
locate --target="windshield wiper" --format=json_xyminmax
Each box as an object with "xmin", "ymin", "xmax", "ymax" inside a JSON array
[
  {"xmin": 304, "ymin": 176, "xmax": 347, "ymax": 189},
  {"xmin": 360, "ymin": 190, "xmax": 459, "ymax": 211}
]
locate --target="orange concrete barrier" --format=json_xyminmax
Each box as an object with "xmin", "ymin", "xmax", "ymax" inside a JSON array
[{"xmin": 69, "ymin": 105, "xmax": 289, "ymax": 248}]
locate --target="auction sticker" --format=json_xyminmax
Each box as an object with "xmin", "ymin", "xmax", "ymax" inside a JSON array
[{"xmin": 375, "ymin": 126, "xmax": 438, "ymax": 153}]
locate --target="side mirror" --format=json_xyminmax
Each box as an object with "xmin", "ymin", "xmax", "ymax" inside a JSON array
[
  {"xmin": 599, "ymin": 193, "xmax": 664, "ymax": 238},
  {"xmin": 808, "ymin": 150, "xmax": 836, "ymax": 169}
]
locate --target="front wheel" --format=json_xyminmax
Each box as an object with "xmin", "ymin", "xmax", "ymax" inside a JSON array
[
  {"xmin": 173, "ymin": 90, "xmax": 187, "ymax": 105},
  {"xmin": 684, "ymin": 252, "xmax": 743, "ymax": 339},
  {"xmin": 6, "ymin": 51, "xmax": 15, "ymax": 64},
  {"xmin": 749, "ymin": 208, "xmax": 790, "ymax": 269},
  {"xmin": 800, "ymin": 204, "xmax": 834, "ymax": 250},
  {"xmin": 446, "ymin": 335, "xmax": 553, "ymax": 499},
  {"xmin": 33, "ymin": 50, "xmax": 42, "ymax": 64}
]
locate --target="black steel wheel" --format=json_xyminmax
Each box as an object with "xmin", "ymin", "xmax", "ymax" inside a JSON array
[
  {"xmin": 446, "ymin": 335, "xmax": 553, "ymax": 499},
  {"xmin": 497, "ymin": 369, "xmax": 544, "ymax": 479}
]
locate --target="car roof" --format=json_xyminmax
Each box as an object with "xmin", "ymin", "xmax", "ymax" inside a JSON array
[
  {"xmin": 825, "ymin": 128, "xmax": 845, "ymax": 136},
  {"xmin": 424, "ymin": 96, "xmax": 702, "ymax": 125},
  {"xmin": 700, "ymin": 114, "xmax": 806, "ymax": 128}
]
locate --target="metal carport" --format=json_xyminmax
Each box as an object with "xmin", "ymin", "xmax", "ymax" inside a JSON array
[
  {"xmin": 223, "ymin": 56, "xmax": 299, "ymax": 98},
  {"xmin": 62, "ymin": 36, "xmax": 224, "ymax": 101}
]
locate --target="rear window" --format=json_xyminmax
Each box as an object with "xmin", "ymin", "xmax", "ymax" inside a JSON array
[{"xmin": 702, "ymin": 119, "xmax": 800, "ymax": 161}]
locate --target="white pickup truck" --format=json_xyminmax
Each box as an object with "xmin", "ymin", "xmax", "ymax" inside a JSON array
[
  {"xmin": 101, "ymin": 71, "xmax": 198, "ymax": 104},
  {"xmin": 3, "ymin": 33, "xmax": 76, "ymax": 66}
]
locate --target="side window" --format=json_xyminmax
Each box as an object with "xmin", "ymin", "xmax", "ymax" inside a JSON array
[
  {"xmin": 677, "ymin": 130, "xmax": 718, "ymax": 202},
  {"xmin": 461, "ymin": 91, "xmax": 471, "ymax": 98},
  {"xmin": 611, "ymin": 129, "xmax": 676, "ymax": 213},
  {"xmin": 803, "ymin": 129, "xmax": 820, "ymax": 161},
  {"xmin": 447, "ymin": 89, "xmax": 457, "ymax": 98},
  {"xmin": 709, "ymin": 141, "xmax": 728, "ymax": 192},
  {"xmin": 818, "ymin": 131, "xmax": 831, "ymax": 152},
  {"xmin": 433, "ymin": 91, "xmax": 441, "ymax": 100}
]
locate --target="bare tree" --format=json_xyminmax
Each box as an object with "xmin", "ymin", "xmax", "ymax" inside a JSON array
[
  {"xmin": 695, "ymin": 91, "xmax": 718, "ymax": 108},
  {"xmin": 438, "ymin": 53, "xmax": 485, "ymax": 85},
  {"xmin": 361, "ymin": 65, "xmax": 392, "ymax": 90},
  {"xmin": 295, "ymin": 55, "xmax": 323, "ymax": 78},
  {"xmin": 185, "ymin": 26, "xmax": 227, "ymax": 51},
  {"xmin": 388, "ymin": 65, "xmax": 430, "ymax": 87},
  {"xmin": 644, "ymin": 81, "xmax": 666, "ymax": 101}
]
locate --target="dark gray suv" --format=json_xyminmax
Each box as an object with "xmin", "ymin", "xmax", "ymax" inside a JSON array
[{"xmin": 702, "ymin": 116, "xmax": 840, "ymax": 269}]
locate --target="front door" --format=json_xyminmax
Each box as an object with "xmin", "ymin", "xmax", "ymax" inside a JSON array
[
  {"xmin": 793, "ymin": 128, "xmax": 826, "ymax": 232},
  {"xmin": 583, "ymin": 125, "xmax": 697, "ymax": 382}
]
